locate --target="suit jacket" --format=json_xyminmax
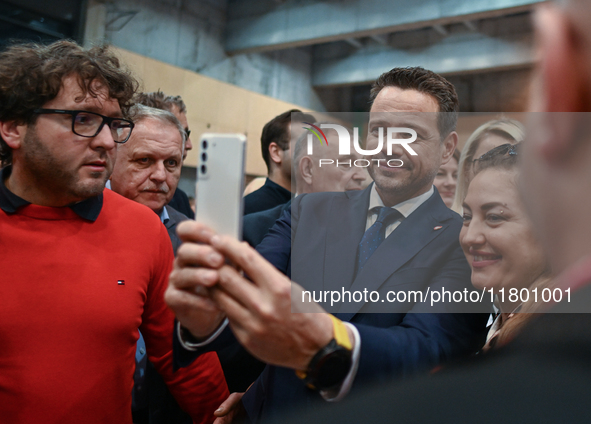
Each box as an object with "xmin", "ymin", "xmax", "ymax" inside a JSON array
[
  {"xmin": 175, "ymin": 185, "xmax": 488, "ymax": 423},
  {"xmin": 243, "ymin": 200, "xmax": 291, "ymax": 248},
  {"xmin": 164, "ymin": 206, "xmax": 189, "ymax": 256}
]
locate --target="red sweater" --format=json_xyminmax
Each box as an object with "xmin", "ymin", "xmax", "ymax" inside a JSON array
[{"xmin": 0, "ymin": 189, "xmax": 228, "ymax": 423}]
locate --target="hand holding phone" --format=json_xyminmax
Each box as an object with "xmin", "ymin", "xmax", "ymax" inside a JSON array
[{"xmin": 196, "ymin": 134, "xmax": 246, "ymax": 240}]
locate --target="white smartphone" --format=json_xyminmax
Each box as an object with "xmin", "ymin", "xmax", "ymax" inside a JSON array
[{"xmin": 196, "ymin": 133, "xmax": 246, "ymax": 240}]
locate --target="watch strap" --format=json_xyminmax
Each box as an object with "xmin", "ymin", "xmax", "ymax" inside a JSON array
[
  {"xmin": 295, "ymin": 315, "xmax": 353, "ymax": 389},
  {"xmin": 328, "ymin": 314, "xmax": 352, "ymax": 350}
]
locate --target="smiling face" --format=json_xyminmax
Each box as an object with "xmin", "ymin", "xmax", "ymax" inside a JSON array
[
  {"xmin": 110, "ymin": 117, "xmax": 183, "ymax": 214},
  {"xmin": 460, "ymin": 168, "xmax": 548, "ymax": 299},
  {"xmin": 434, "ymin": 156, "xmax": 458, "ymax": 207},
  {"xmin": 366, "ymin": 86, "xmax": 456, "ymax": 206},
  {"xmin": 10, "ymin": 75, "xmax": 121, "ymax": 206}
]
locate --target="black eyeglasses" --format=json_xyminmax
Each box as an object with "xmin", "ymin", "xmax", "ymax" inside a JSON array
[
  {"xmin": 184, "ymin": 128, "xmax": 191, "ymax": 139},
  {"xmin": 32, "ymin": 109, "xmax": 135, "ymax": 143},
  {"xmin": 473, "ymin": 143, "xmax": 519, "ymax": 163}
]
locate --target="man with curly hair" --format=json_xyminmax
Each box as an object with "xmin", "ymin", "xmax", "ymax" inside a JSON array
[{"xmin": 0, "ymin": 40, "xmax": 228, "ymax": 424}]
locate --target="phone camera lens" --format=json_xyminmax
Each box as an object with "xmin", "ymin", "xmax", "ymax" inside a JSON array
[
  {"xmin": 202, "ymin": 140, "xmax": 208, "ymax": 149},
  {"xmin": 201, "ymin": 152, "xmax": 207, "ymax": 162},
  {"xmin": 201, "ymin": 164, "xmax": 207, "ymax": 174}
]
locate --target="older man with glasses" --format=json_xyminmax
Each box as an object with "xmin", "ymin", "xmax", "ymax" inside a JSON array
[{"xmin": 0, "ymin": 40, "xmax": 228, "ymax": 424}]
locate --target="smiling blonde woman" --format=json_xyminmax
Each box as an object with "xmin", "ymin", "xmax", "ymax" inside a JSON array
[{"xmin": 460, "ymin": 143, "xmax": 552, "ymax": 349}]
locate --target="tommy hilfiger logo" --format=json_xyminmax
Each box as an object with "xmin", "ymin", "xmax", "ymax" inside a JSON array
[{"xmin": 118, "ymin": 280, "xmax": 125, "ymax": 285}]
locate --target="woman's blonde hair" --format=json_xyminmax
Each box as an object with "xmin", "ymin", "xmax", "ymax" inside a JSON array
[{"xmin": 451, "ymin": 118, "xmax": 525, "ymax": 213}]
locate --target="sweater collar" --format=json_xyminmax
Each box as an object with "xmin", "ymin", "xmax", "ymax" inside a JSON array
[{"xmin": 0, "ymin": 166, "xmax": 103, "ymax": 221}]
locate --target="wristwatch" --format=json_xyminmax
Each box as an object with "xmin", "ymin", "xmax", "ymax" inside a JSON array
[{"xmin": 296, "ymin": 315, "xmax": 353, "ymax": 391}]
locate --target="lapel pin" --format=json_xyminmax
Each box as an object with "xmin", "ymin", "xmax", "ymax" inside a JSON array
[{"xmin": 433, "ymin": 226, "xmax": 442, "ymax": 231}]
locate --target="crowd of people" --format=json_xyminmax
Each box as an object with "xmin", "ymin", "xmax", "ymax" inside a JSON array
[{"xmin": 2, "ymin": 0, "xmax": 591, "ymax": 423}]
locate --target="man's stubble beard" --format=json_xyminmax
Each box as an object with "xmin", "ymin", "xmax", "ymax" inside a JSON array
[
  {"xmin": 23, "ymin": 128, "xmax": 109, "ymax": 202},
  {"xmin": 368, "ymin": 163, "xmax": 437, "ymax": 202}
]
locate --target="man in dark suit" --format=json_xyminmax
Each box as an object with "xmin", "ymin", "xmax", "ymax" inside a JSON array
[
  {"xmin": 243, "ymin": 109, "xmax": 316, "ymax": 215},
  {"xmin": 166, "ymin": 67, "xmax": 488, "ymax": 422}
]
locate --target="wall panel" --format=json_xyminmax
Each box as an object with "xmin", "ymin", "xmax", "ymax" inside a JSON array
[{"xmin": 114, "ymin": 47, "xmax": 313, "ymax": 176}]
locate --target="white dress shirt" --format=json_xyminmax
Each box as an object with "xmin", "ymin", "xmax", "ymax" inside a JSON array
[
  {"xmin": 366, "ymin": 184, "xmax": 434, "ymax": 236},
  {"xmin": 324, "ymin": 184, "xmax": 435, "ymax": 401}
]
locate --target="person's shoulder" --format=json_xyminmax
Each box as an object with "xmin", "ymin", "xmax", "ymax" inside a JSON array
[
  {"xmin": 416, "ymin": 189, "xmax": 462, "ymax": 226},
  {"xmin": 243, "ymin": 186, "xmax": 266, "ymax": 206},
  {"xmin": 243, "ymin": 201, "xmax": 286, "ymax": 229},
  {"xmin": 165, "ymin": 205, "xmax": 190, "ymax": 224},
  {"xmin": 169, "ymin": 187, "xmax": 194, "ymax": 218},
  {"xmin": 413, "ymin": 193, "xmax": 464, "ymax": 249},
  {"xmin": 294, "ymin": 187, "xmax": 366, "ymax": 209},
  {"xmin": 428, "ymin": 187, "xmax": 462, "ymax": 221},
  {"xmin": 244, "ymin": 184, "xmax": 269, "ymax": 201},
  {"xmin": 243, "ymin": 184, "xmax": 284, "ymax": 214},
  {"xmin": 102, "ymin": 189, "xmax": 162, "ymax": 227},
  {"xmin": 243, "ymin": 203, "xmax": 287, "ymax": 247},
  {"xmin": 172, "ymin": 187, "xmax": 190, "ymax": 202}
]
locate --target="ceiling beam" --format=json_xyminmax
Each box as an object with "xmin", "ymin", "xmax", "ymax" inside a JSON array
[
  {"xmin": 344, "ymin": 38, "xmax": 364, "ymax": 49},
  {"xmin": 312, "ymin": 31, "xmax": 535, "ymax": 87},
  {"xmin": 225, "ymin": 0, "xmax": 544, "ymax": 54},
  {"xmin": 432, "ymin": 24, "xmax": 448, "ymax": 35},
  {"xmin": 370, "ymin": 34, "xmax": 389, "ymax": 45},
  {"xmin": 463, "ymin": 20, "xmax": 478, "ymax": 31}
]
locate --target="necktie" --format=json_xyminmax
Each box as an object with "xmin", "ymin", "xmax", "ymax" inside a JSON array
[{"xmin": 356, "ymin": 207, "xmax": 402, "ymax": 275}]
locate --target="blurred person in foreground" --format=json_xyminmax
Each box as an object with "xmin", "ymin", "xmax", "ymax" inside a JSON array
[
  {"xmin": 135, "ymin": 90, "xmax": 195, "ymax": 218},
  {"xmin": 452, "ymin": 119, "xmax": 524, "ymax": 213},
  {"xmin": 433, "ymin": 148, "xmax": 459, "ymax": 208},
  {"xmin": 281, "ymin": 1, "xmax": 591, "ymax": 422},
  {"xmin": 0, "ymin": 40, "xmax": 227, "ymax": 424}
]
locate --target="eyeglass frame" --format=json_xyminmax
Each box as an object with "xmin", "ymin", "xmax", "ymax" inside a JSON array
[
  {"xmin": 32, "ymin": 108, "xmax": 135, "ymax": 143},
  {"xmin": 473, "ymin": 143, "xmax": 519, "ymax": 164}
]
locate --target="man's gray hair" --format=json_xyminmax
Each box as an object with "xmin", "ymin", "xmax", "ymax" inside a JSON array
[{"xmin": 128, "ymin": 104, "xmax": 186, "ymax": 153}]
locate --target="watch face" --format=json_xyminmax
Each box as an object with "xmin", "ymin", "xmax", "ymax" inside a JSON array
[{"xmin": 315, "ymin": 348, "xmax": 353, "ymax": 390}]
